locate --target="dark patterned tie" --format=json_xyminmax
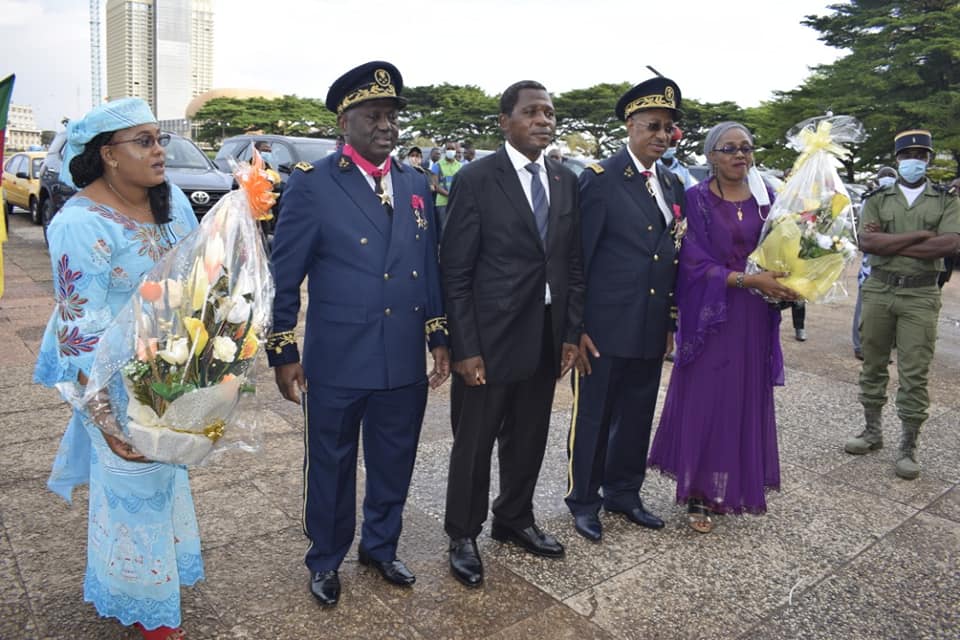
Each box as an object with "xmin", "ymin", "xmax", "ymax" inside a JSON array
[{"xmin": 526, "ymin": 163, "xmax": 549, "ymax": 245}]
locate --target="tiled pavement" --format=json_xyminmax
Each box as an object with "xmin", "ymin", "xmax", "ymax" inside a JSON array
[{"xmin": 1, "ymin": 211, "xmax": 958, "ymax": 639}]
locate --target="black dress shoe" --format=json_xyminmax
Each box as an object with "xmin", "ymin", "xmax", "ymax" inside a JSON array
[
  {"xmin": 573, "ymin": 513, "xmax": 602, "ymax": 542},
  {"xmin": 310, "ymin": 570, "xmax": 340, "ymax": 605},
  {"xmin": 605, "ymin": 504, "xmax": 665, "ymax": 530},
  {"xmin": 449, "ymin": 537, "xmax": 483, "ymax": 587},
  {"xmin": 490, "ymin": 523, "xmax": 565, "ymax": 558},
  {"xmin": 358, "ymin": 547, "xmax": 416, "ymax": 586}
]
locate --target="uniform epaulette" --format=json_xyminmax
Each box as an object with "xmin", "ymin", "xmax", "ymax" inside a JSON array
[
  {"xmin": 587, "ymin": 163, "xmax": 604, "ymax": 175},
  {"xmin": 294, "ymin": 161, "xmax": 314, "ymax": 173},
  {"xmin": 861, "ymin": 185, "xmax": 890, "ymax": 200},
  {"xmin": 933, "ymin": 182, "xmax": 957, "ymax": 196}
]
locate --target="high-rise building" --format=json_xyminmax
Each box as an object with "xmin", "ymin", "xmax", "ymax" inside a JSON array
[{"xmin": 104, "ymin": 0, "xmax": 213, "ymax": 121}]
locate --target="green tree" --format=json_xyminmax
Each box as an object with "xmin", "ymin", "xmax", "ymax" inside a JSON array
[
  {"xmin": 401, "ymin": 84, "xmax": 500, "ymax": 145},
  {"xmin": 192, "ymin": 95, "xmax": 336, "ymax": 145},
  {"xmin": 761, "ymin": 0, "xmax": 960, "ymax": 179},
  {"xmin": 553, "ymin": 83, "xmax": 630, "ymax": 157},
  {"xmin": 676, "ymin": 99, "xmax": 747, "ymax": 163}
]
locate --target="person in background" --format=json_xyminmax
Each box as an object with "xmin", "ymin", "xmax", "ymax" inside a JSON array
[
  {"xmin": 852, "ymin": 166, "xmax": 897, "ymax": 360},
  {"xmin": 431, "ymin": 140, "xmax": 462, "ymax": 237},
  {"xmin": 35, "ymin": 98, "xmax": 201, "ymax": 640},
  {"xmin": 657, "ymin": 126, "xmax": 697, "ymax": 188},
  {"xmin": 845, "ymin": 129, "xmax": 960, "ymax": 480},
  {"xmin": 649, "ymin": 121, "xmax": 797, "ymax": 533},
  {"xmin": 461, "ymin": 143, "xmax": 476, "ymax": 164},
  {"xmin": 547, "ymin": 147, "xmax": 563, "ymax": 163}
]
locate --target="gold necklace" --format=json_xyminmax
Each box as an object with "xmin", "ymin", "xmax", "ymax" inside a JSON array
[
  {"xmin": 735, "ymin": 200, "xmax": 745, "ymax": 222},
  {"xmin": 105, "ymin": 180, "xmax": 152, "ymax": 218}
]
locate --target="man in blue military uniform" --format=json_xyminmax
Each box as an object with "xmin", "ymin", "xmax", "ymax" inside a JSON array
[
  {"xmin": 565, "ymin": 77, "xmax": 685, "ymax": 541},
  {"xmin": 845, "ymin": 129, "xmax": 960, "ymax": 479},
  {"xmin": 266, "ymin": 61, "xmax": 450, "ymax": 606}
]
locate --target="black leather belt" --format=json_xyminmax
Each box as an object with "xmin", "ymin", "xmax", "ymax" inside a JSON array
[{"xmin": 870, "ymin": 269, "xmax": 939, "ymax": 288}]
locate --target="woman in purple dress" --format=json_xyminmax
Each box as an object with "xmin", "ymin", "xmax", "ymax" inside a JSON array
[{"xmin": 648, "ymin": 122, "xmax": 798, "ymax": 533}]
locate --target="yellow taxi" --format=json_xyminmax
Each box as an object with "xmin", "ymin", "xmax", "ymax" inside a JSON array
[{"xmin": 3, "ymin": 150, "xmax": 46, "ymax": 224}]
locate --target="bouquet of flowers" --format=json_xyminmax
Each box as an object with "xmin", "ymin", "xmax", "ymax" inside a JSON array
[
  {"xmin": 84, "ymin": 154, "xmax": 276, "ymax": 464},
  {"xmin": 747, "ymin": 115, "xmax": 866, "ymax": 302}
]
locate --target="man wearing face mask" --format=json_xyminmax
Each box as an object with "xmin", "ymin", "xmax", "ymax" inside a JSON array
[
  {"xmin": 657, "ymin": 126, "xmax": 697, "ymax": 188},
  {"xmin": 852, "ymin": 166, "xmax": 897, "ymax": 360},
  {"xmin": 845, "ymin": 130, "xmax": 960, "ymax": 480},
  {"xmin": 432, "ymin": 141, "xmax": 462, "ymax": 237}
]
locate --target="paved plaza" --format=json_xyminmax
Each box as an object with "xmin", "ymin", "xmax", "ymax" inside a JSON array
[{"xmin": 1, "ymin": 212, "xmax": 958, "ymax": 639}]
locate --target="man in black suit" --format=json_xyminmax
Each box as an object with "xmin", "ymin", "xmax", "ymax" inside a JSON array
[
  {"xmin": 565, "ymin": 77, "xmax": 685, "ymax": 542},
  {"xmin": 440, "ymin": 80, "xmax": 586, "ymax": 588}
]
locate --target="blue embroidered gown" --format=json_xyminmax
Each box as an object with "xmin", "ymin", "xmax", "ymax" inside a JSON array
[{"xmin": 34, "ymin": 187, "xmax": 203, "ymax": 630}]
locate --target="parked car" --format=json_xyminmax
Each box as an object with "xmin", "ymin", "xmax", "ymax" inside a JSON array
[
  {"xmin": 214, "ymin": 134, "xmax": 338, "ymax": 180},
  {"xmin": 3, "ymin": 150, "xmax": 46, "ymax": 224},
  {"xmin": 214, "ymin": 134, "xmax": 338, "ymax": 237},
  {"xmin": 39, "ymin": 130, "xmax": 233, "ymax": 238}
]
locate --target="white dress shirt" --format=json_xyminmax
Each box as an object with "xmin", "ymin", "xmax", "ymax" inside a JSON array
[
  {"xmin": 626, "ymin": 146, "xmax": 673, "ymax": 226},
  {"xmin": 505, "ymin": 141, "xmax": 552, "ymax": 304}
]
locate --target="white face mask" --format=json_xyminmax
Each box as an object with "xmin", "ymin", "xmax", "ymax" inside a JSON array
[
  {"xmin": 445, "ymin": 149, "xmax": 457, "ymax": 160},
  {"xmin": 878, "ymin": 176, "xmax": 896, "ymax": 188}
]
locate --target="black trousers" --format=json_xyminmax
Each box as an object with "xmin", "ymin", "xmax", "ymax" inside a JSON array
[{"xmin": 444, "ymin": 309, "xmax": 557, "ymax": 540}]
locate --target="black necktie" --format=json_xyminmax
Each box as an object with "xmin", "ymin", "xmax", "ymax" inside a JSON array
[{"xmin": 525, "ymin": 163, "xmax": 548, "ymax": 245}]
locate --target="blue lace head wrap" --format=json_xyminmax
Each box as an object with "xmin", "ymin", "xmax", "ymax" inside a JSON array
[{"xmin": 61, "ymin": 98, "xmax": 157, "ymax": 189}]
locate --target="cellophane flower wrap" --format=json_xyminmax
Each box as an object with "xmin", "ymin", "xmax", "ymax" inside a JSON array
[
  {"xmin": 83, "ymin": 153, "xmax": 276, "ymax": 465},
  {"xmin": 746, "ymin": 115, "xmax": 866, "ymax": 302}
]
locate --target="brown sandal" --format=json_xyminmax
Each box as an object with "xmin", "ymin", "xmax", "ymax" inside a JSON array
[{"xmin": 687, "ymin": 500, "xmax": 714, "ymax": 534}]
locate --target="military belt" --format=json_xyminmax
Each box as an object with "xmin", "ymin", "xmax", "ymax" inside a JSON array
[{"xmin": 870, "ymin": 269, "xmax": 939, "ymax": 288}]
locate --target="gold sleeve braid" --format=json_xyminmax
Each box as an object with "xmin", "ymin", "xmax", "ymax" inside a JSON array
[
  {"xmin": 425, "ymin": 316, "xmax": 448, "ymax": 336},
  {"xmin": 266, "ymin": 330, "xmax": 297, "ymax": 354}
]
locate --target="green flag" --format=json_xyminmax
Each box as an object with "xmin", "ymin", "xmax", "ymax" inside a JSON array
[
  {"xmin": 0, "ymin": 73, "xmax": 14, "ymax": 300},
  {"xmin": 0, "ymin": 73, "xmax": 15, "ymax": 164}
]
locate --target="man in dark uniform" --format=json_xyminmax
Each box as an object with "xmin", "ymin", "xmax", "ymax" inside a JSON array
[
  {"xmin": 845, "ymin": 129, "xmax": 960, "ymax": 479},
  {"xmin": 265, "ymin": 61, "xmax": 450, "ymax": 606},
  {"xmin": 441, "ymin": 80, "xmax": 585, "ymax": 588},
  {"xmin": 565, "ymin": 77, "xmax": 685, "ymax": 541}
]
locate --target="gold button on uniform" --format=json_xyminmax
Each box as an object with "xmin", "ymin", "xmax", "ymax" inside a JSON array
[
  {"xmin": 384, "ymin": 273, "xmax": 390, "ymax": 280},
  {"xmin": 411, "ymin": 270, "xmax": 419, "ymax": 279},
  {"xmin": 384, "ymin": 308, "xmax": 392, "ymax": 316},
  {"xmin": 674, "ymin": 259, "xmax": 679, "ymax": 265},
  {"xmin": 415, "ymin": 234, "xmax": 421, "ymax": 240},
  {"xmin": 413, "ymin": 305, "xmax": 421, "ymax": 312},
  {"xmin": 653, "ymin": 254, "xmax": 659, "ymax": 261},
  {"xmin": 360, "ymin": 237, "xmax": 368, "ymax": 245},
  {"xmin": 649, "ymin": 288, "xmax": 656, "ymax": 295}
]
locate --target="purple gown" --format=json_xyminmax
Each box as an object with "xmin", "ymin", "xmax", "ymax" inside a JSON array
[{"xmin": 648, "ymin": 180, "xmax": 783, "ymax": 514}]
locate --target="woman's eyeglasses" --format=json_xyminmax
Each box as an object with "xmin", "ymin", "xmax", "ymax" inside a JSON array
[
  {"xmin": 713, "ymin": 144, "xmax": 755, "ymax": 155},
  {"xmin": 106, "ymin": 133, "xmax": 172, "ymax": 149}
]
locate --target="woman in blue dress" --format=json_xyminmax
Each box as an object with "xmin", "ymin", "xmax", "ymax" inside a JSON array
[{"xmin": 34, "ymin": 98, "xmax": 201, "ymax": 640}]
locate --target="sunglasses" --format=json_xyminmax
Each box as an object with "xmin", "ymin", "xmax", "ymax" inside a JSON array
[
  {"xmin": 106, "ymin": 133, "xmax": 172, "ymax": 149},
  {"xmin": 633, "ymin": 120, "xmax": 676, "ymax": 135},
  {"xmin": 713, "ymin": 144, "xmax": 755, "ymax": 155}
]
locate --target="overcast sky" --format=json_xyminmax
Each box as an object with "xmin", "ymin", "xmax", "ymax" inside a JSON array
[{"xmin": 0, "ymin": 0, "xmax": 847, "ymax": 132}]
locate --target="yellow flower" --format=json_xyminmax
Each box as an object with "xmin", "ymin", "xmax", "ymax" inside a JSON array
[
  {"xmin": 183, "ymin": 317, "xmax": 209, "ymax": 356},
  {"xmin": 239, "ymin": 329, "xmax": 258, "ymax": 360},
  {"xmin": 190, "ymin": 259, "xmax": 209, "ymax": 311}
]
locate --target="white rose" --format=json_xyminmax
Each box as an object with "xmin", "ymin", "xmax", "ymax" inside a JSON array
[
  {"xmin": 816, "ymin": 234, "xmax": 833, "ymax": 250},
  {"xmin": 158, "ymin": 337, "xmax": 190, "ymax": 365},
  {"xmin": 212, "ymin": 336, "xmax": 237, "ymax": 363},
  {"xmin": 226, "ymin": 297, "xmax": 252, "ymax": 324}
]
